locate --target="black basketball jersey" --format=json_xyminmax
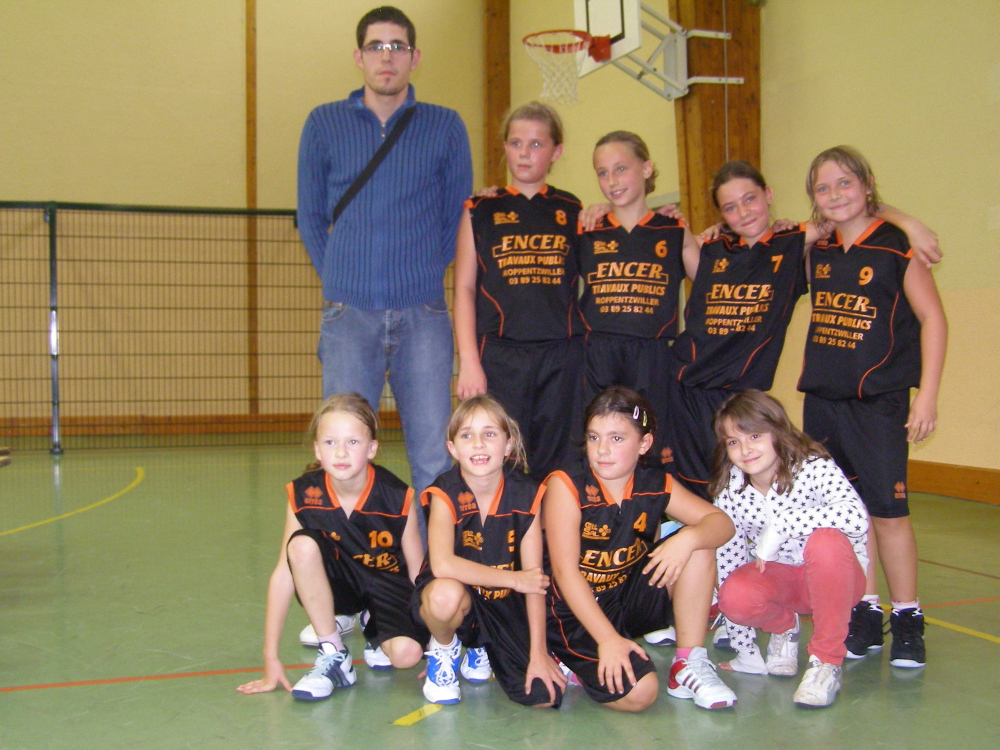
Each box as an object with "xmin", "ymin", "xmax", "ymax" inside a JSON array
[
  {"xmin": 466, "ymin": 185, "xmax": 583, "ymax": 342},
  {"xmin": 577, "ymin": 211, "xmax": 686, "ymax": 339},
  {"xmin": 671, "ymin": 226, "xmax": 808, "ymax": 389},
  {"xmin": 421, "ymin": 465, "xmax": 543, "ymax": 600},
  {"xmin": 798, "ymin": 220, "xmax": 922, "ymax": 400},
  {"xmin": 547, "ymin": 465, "xmax": 672, "ymax": 597},
  {"xmin": 287, "ymin": 464, "xmax": 414, "ymax": 577}
]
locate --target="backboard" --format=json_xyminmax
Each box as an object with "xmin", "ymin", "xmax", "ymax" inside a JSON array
[{"xmin": 574, "ymin": 0, "xmax": 641, "ymax": 77}]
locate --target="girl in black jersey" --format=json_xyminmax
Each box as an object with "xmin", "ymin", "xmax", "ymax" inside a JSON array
[
  {"xmin": 544, "ymin": 387, "xmax": 736, "ymax": 711},
  {"xmin": 417, "ymin": 395, "xmax": 566, "ymax": 707},
  {"xmin": 238, "ymin": 394, "xmax": 425, "ymax": 702},
  {"xmin": 454, "ymin": 102, "xmax": 584, "ymax": 480},
  {"xmin": 800, "ymin": 146, "xmax": 946, "ymax": 670},
  {"xmin": 666, "ymin": 161, "xmax": 938, "ymax": 501}
]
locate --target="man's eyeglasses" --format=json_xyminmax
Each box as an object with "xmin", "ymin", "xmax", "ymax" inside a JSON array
[{"xmin": 361, "ymin": 41, "xmax": 414, "ymax": 56}]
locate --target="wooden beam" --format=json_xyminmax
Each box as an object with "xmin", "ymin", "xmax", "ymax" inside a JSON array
[
  {"xmin": 245, "ymin": 0, "xmax": 259, "ymax": 413},
  {"xmin": 484, "ymin": 0, "xmax": 511, "ymax": 188},
  {"xmin": 671, "ymin": 0, "xmax": 760, "ymax": 231},
  {"xmin": 909, "ymin": 461, "xmax": 1000, "ymax": 506}
]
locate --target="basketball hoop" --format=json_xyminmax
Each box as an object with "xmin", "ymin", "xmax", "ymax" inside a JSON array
[{"xmin": 522, "ymin": 30, "xmax": 611, "ymax": 105}]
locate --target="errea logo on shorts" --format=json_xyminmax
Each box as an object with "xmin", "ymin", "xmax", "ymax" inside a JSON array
[
  {"xmin": 894, "ymin": 482, "xmax": 906, "ymax": 499},
  {"xmin": 493, "ymin": 211, "xmax": 519, "ymax": 225},
  {"xmin": 304, "ymin": 486, "xmax": 324, "ymax": 505}
]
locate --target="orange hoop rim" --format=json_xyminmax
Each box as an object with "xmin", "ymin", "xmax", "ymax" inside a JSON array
[{"xmin": 522, "ymin": 29, "xmax": 592, "ymax": 54}]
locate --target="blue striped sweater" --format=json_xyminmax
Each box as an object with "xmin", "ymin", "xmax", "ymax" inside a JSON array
[{"xmin": 296, "ymin": 85, "xmax": 472, "ymax": 309}]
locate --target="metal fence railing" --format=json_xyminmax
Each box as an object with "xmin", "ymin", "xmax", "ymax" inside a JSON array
[{"xmin": 0, "ymin": 201, "xmax": 411, "ymax": 451}]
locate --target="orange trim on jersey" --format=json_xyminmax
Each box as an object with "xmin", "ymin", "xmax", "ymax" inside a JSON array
[
  {"xmin": 739, "ymin": 228, "xmax": 774, "ymax": 247},
  {"xmin": 836, "ymin": 218, "xmax": 883, "ymax": 251},
  {"xmin": 594, "ymin": 473, "xmax": 634, "ymax": 507},
  {"xmin": 655, "ymin": 308, "xmax": 678, "ymax": 338},
  {"xmin": 857, "ymin": 291, "xmax": 901, "ymax": 398},
  {"xmin": 423, "ymin": 486, "xmax": 459, "ymax": 524},
  {"xmin": 286, "ymin": 482, "xmax": 297, "ymax": 512},
  {"xmin": 325, "ymin": 464, "xmax": 376, "ymax": 517},
  {"xmin": 486, "ymin": 474, "xmax": 506, "ymax": 517},
  {"xmin": 479, "ymin": 284, "xmax": 505, "ymax": 338},
  {"xmin": 529, "ymin": 482, "xmax": 546, "ymax": 516},
  {"xmin": 739, "ymin": 335, "xmax": 775, "ymax": 379},
  {"xmin": 401, "ymin": 487, "xmax": 414, "ymax": 517},
  {"xmin": 545, "ymin": 470, "xmax": 580, "ymax": 506}
]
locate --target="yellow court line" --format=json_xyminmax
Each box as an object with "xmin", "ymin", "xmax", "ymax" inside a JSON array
[
  {"xmin": 392, "ymin": 704, "xmax": 444, "ymax": 726},
  {"xmin": 924, "ymin": 615, "xmax": 1000, "ymax": 644},
  {"xmin": 0, "ymin": 467, "xmax": 145, "ymax": 537}
]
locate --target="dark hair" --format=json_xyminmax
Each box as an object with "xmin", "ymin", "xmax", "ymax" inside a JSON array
[
  {"xmin": 585, "ymin": 386, "xmax": 656, "ymax": 438},
  {"xmin": 708, "ymin": 390, "xmax": 830, "ymax": 498},
  {"xmin": 502, "ymin": 101, "xmax": 564, "ymax": 147},
  {"xmin": 711, "ymin": 160, "xmax": 768, "ymax": 209},
  {"xmin": 356, "ymin": 6, "xmax": 416, "ymax": 48},
  {"xmin": 594, "ymin": 131, "xmax": 657, "ymax": 195},
  {"xmin": 448, "ymin": 394, "xmax": 528, "ymax": 472},
  {"xmin": 305, "ymin": 393, "xmax": 378, "ymax": 472},
  {"xmin": 806, "ymin": 145, "xmax": 882, "ymax": 225}
]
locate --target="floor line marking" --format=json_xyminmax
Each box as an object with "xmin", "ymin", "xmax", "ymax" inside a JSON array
[
  {"xmin": 0, "ymin": 661, "xmax": 362, "ymax": 693},
  {"xmin": 922, "ymin": 597, "xmax": 1000, "ymax": 609},
  {"xmin": 918, "ymin": 558, "xmax": 1000, "ymax": 581},
  {"xmin": 923, "ymin": 616, "xmax": 1000, "ymax": 644},
  {"xmin": 0, "ymin": 467, "xmax": 145, "ymax": 537},
  {"xmin": 392, "ymin": 704, "xmax": 443, "ymax": 726}
]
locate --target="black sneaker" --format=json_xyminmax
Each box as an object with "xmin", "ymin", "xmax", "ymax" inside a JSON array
[
  {"xmin": 844, "ymin": 602, "xmax": 884, "ymax": 659},
  {"xmin": 889, "ymin": 608, "xmax": 926, "ymax": 668}
]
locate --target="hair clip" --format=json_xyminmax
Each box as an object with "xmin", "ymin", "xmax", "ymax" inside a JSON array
[
  {"xmin": 633, "ymin": 406, "xmax": 640, "ymax": 420},
  {"xmin": 642, "ymin": 411, "xmax": 647, "ymax": 427}
]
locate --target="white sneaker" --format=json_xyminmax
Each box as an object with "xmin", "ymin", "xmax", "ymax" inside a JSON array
[
  {"xmin": 423, "ymin": 636, "xmax": 462, "ymax": 705},
  {"xmin": 299, "ymin": 615, "xmax": 355, "ymax": 648},
  {"xmin": 793, "ymin": 655, "xmax": 842, "ymax": 708},
  {"xmin": 460, "ymin": 647, "xmax": 492, "ymax": 682},
  {"xmin": 364, "ymin": 641, "xmax": 393, "ymax": 670},
  {"xmin": 291, "ymin": 642, "xmax": 357, "ymax": 701},
  {"xmin": 722, "ymin": 645, "xmax": 768, "ymax": 675},
  {"xmin": 643, "ymin": 626, "xmax": 676, "ymax": 646},
  {"xmin": 667, "ymin": 646, "xmax": 737, "ymax": 709},
  {"xmin": 765, "ymin": 614, "xmax": 800, "ymax": 677}
]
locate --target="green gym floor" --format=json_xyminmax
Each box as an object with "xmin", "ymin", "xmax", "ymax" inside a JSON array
[{"xmin": 1, "ymin": 444, "xmax": 997, "ymax": 749}]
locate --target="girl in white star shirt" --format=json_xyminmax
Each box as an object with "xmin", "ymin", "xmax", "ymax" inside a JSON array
[{"xmin": 709, "ymin": 390, "xmax": 869, "ymax": 709}]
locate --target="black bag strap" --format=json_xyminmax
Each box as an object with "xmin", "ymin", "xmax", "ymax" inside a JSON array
[{"xmin": 331, "ymin": 104, "xmax": 416, "ymax": 226}]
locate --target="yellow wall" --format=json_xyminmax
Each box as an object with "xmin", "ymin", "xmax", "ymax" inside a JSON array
[
  {"xmin": 0, "ymin": 1, "xmax": 484, "ymax": 207},
  {"xmin": 760, "ymin": 0, "xmax": 1000, "ymax": 471}
]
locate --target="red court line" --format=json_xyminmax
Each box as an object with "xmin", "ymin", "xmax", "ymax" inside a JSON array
[
  {"xmin": 922, "ymin": 597, "xmax": 1000, "ymax": 609},
  {"xmin": 918, "ymin": 558, "xmax": 1000, "ymax": 581},
  {"xmin": 0, "ymin": 660, "xmax": 365, "ymax": 694}
]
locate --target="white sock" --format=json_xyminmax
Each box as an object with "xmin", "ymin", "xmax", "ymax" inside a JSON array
[
  {"xmin": 317, "ymin": 630, "xmax": 344, "ymax": 651},
  {"xmin": 429, "ymin": 634, "xmax": 457, "ymax": 650},
  {"xmin": 891, "ymin": 600, "xmax": 920, "ymax": 612}
]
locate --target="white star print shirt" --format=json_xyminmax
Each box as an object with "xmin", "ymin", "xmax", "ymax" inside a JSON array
[{"xmin": 714, "ymin": 457, "xmax": 870, "ymax": 657}]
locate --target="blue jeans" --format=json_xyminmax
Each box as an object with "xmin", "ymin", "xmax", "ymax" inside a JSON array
[{"xmin": 318, "ymin": 298, "xmax": 454, "ymax": 512}]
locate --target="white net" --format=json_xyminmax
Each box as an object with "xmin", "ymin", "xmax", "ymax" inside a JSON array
[{"xmin": 523, "ymin": 31, "xmax": 591, "ymax": 106}]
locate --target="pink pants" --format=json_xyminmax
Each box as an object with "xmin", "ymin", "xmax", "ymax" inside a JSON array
[{"xmin": 718, "ymin": 528, "xmax": 867, "ymax": 666}]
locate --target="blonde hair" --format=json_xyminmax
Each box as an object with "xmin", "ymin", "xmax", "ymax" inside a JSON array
[
  {"xmin": 502, "ymin": 101, "xmax": 563, "ymax": 146},
  {"xmin": 594, "ymin": 130, "xmax": 657, "ymax": 195},
  {"xmin": 708, "ymin": 390, "xmax": 830, "ymax": 498},
  {"xmin": 806, "ymin": 145, "xmax": 882, "ymax": 226},
  {"xmin": 447, "ymin": 395, "xmax": 527, "ymax": 472},
  {"xmin": 305, "ymin": 393, "xmax": 377, "ymax": 472}
]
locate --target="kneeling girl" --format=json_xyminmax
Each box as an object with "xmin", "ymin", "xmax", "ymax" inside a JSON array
[{"xmin": 416, "ymin": 395, "xmax": 566, "ymax": 707}]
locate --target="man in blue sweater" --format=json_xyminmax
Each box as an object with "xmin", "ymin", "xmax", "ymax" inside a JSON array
[{"xmin": 297, "ymin": 6, "xmax": 472, "ymax": 512}]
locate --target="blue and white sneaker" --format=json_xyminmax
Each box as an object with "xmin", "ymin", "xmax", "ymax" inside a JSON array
[
  {"xmin": 364, "ymin": 641, "xmax": 393, "ymax": 671},
  {"xmin": 423, "ymin": 636, "xmax": 462, "ymax": 704},
  {"xmin": 460, "ymin": 647, "xmax": 492, "ymax": 682},
  {"xmin": 291, "ymin": 642, "xmax": 357, "ymax": 701}
]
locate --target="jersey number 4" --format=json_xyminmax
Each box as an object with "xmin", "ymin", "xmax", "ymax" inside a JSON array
[{"xmin": 633, "ymin": 512, "xmax": 647, "ymax": 533}]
